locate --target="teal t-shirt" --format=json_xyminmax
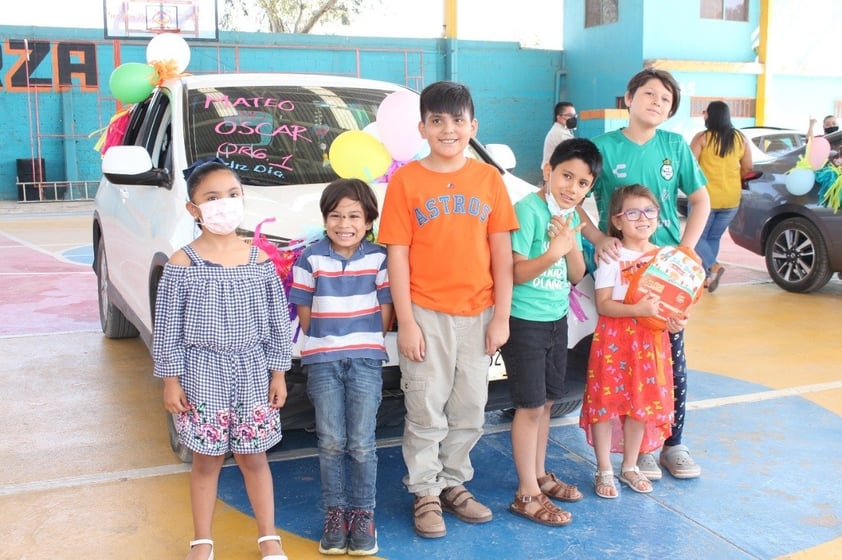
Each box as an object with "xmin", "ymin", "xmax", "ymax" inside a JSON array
[
  {"xmin": 591, "ymin": 128, "xmax": 707, "ymax": 247},
  {"xmin": 510, "ymin": 192, "xmax": 582, "ymax": 321}
]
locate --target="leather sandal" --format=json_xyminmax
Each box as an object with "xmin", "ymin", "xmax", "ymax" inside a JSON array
[
  {"xmin": 594, "ymin": 470, "xmax": 618, "ymax": 499},
  {"xmin": 257, "ymin": 535, "xmax": 288, "ymax": 560},
  {"xmin": 509, "ymin": 492, "xmax": 572, "ymax": 526},
  {"xmin": 538, "ymin": 472, "xmax": 583, "ymax": 502}
]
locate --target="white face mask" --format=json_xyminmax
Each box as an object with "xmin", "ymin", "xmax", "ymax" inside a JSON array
[
  {"xmin": 194, "ymin": 197, "xmax": 244, "ymax": 235},
  {"xmin": 545, "ymin": 191, "xmax": 576, "ymax": 218}
]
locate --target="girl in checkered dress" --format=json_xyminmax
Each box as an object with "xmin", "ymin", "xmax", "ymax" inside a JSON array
[{"xmin": 153, "ymin": 161, "xmax": 291, "ymax": 560}]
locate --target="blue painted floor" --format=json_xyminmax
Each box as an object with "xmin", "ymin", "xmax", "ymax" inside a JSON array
[{"xmin": 216, "ymin": 371, "xmax": 842, "ymax": 559}]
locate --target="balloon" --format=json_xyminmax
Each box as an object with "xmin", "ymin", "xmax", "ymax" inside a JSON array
[
  {"xmin": 362, "ymin": 121, "xmax": 380, "ymax": 141},
  {"xmin": 109, "ymin": 63, "xmax": 158, "ymax": 104},
  {"xmin": 785, "ymin": 168, "xmax": 815, "ymax": 196},
  {"xmin": 376, "ymin": 90, "xmax": 424, "ymax": 161},
  {"xmin": 808, "ymin": 136, "xmax": 831, "ymax": 170},
  {"xmin": 328, "ymin": 130, "xmax": 393, "ymax": 181},
  {"xmin": 146, "ymin": 33, "xmax": 191, "ymax": 73},
  {"xmin": 414, "ymin": 140, "xmax": 431, "ymax": 160}
]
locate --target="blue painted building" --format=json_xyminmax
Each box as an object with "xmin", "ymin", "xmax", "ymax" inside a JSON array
[
  {"xmin": 564, "ymin": 0, "xmax": 842, "ymax": 140},
  {"xmin": 0, "ymin": 25, "xmax": 562, "ymax": 200},
  {"xmin": 3, "ymin": 0, "xmax": 842, "ymax": 201}
]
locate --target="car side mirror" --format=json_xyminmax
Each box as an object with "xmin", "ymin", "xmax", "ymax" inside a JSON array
[
  {"xmin": 485, "ymin": 143, "xmax": 517, "ymax": 171},
  {"xmin": 102, "ymin": 145, "xmax": 172, "ymax": 188}
]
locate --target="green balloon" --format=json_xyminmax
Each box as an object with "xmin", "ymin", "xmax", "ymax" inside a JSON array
[{"xmin": 109, "ymin": 62, "xmax": 157, "ymax": 104}]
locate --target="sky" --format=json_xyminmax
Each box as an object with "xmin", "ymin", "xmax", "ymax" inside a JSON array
[{"xmin": 5, "ymin": 0, "xmax": 563, "ymax": 49}]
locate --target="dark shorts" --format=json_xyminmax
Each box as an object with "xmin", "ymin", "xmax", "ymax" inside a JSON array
[{"xmin": 500, "ymin": 316, "xmax": 569, "ymax": 409}]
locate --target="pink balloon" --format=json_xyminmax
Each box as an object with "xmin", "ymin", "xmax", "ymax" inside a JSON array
[
  {"xmin": 376, "ymin": 90, "xmax": 423, "ymax": 161},
  {"xmin": 809, "ymin": 136, "xmax": 831, "ymax": 170}
]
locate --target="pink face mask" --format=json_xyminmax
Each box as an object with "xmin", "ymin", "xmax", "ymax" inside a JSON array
[{"xmin": 194, "ymin": 197, "xmax": 244, "ymax": 235}]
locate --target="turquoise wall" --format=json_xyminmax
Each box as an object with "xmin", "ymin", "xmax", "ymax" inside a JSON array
[
  {"xmin": 563, "ymin": 0, "xmax": 644, "ymax": 112},
  {"xmin": 0, "ymin": 26, "xmax": 564, "ymax": 200},
  {"xmin": 564, "ymin": 0, "xmax": 842, "ymax": 143},
  {"xmin": 641, "ymin": 1, "xmax": 759, "ymax": 61}
]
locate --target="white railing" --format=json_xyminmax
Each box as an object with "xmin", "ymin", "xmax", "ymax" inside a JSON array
[{"xmin": 16, "ymin": 181, "xmax": 100, "ymax": 202}]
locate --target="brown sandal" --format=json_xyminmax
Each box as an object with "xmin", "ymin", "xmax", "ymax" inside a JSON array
[
  {"xmin": 509, "ymin": 493, "xmax": 572, "ymax": 526},
  {"xmin": 538, "ymin": 472, "xmax": 583, "ymax": 502}
]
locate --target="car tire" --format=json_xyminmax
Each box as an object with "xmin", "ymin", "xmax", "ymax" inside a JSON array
[
  {"xmin": 166, "ymin": 412, "xmax": 193, "ymax": 463},
  {"xmin": 765, "ymin": 217, "xmax": 833, "ymax": 293},
  {"xmin": 96, "ymin": 236, "xmax": 140, "ymax": 338}
]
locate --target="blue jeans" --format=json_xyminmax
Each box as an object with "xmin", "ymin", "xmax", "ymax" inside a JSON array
[
  {"xmin": 694, "ymin": 207, "xmax": 738, "ymax": 275},
  {"xmin": 306, "ymin": 358, "xmax": 383, "ymax": 511}
]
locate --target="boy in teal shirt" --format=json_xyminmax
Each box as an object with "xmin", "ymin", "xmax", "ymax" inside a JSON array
[
  {"xmin": 581, "ymin": 68, "xmax": 710, "ymax": 480},
  {"xmin": 501, "ymin": 138, "xmax": 602, "ymax": 526}
]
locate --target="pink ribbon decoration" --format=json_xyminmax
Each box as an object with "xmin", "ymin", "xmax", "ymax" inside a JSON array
[{"xmin": 569, "ymin": 284, "xmax": 591, "ymax": 323}]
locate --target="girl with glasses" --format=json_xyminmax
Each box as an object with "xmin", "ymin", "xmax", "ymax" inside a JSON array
[{"xmin": 579, "ymin": 184, "xmax": 685, "ymax": 499}]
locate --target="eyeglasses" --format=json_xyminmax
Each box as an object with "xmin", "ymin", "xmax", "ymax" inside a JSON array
[
  {"xmin": 560, "ymin": 113, "xmax": 577, "ymax": 119},
  {"xmin": 615, "ymin": 206, "xmax": 660, "ymax": 221}
]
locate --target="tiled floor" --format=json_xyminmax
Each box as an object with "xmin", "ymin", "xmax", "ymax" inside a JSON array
[{"xmin": 1, "ymin": 208, "xmax": 841, "ymax": 559}]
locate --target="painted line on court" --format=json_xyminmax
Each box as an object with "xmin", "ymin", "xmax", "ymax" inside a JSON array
[{"xmin": 3, "ymin": 380, "xmax": 840, "ymax": 499}]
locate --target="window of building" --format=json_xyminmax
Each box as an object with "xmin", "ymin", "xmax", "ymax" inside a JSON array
[
  {"xmin": 586, "ymin": 0, "xmax": 619, "ymax": 28},
  {"xmin": 701, "ymin": 0, "xmax": 748, "ymax": 22},
  {"xmin": 690, "ymin": 96, "xmax": 756, "ymax": 119}
]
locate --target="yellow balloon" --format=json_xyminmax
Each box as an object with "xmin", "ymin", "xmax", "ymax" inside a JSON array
[{"xmin": 328, "ymin": 130, "xmax": 392, "ymax": 181}]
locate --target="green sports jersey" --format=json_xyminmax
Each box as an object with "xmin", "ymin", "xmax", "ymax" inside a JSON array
[
  {"xmin": 591, "ymin": 128, "xmax": 707, "ymax": 247},
  {"xmin": 510, "ymin": 192, "xmax": 582, "ymax": 321}
]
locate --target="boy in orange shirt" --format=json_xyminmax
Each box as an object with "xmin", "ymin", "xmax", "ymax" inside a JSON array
[{"xmin": 378, "ymin": 81, "xmax": 519, "ymax": 539}]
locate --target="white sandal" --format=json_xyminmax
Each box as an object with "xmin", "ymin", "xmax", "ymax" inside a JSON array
[
  {"xmin": 594, "ymin": 470, "xmax": 618, "ymax": 499},
  {"xmin": 188, "ymin": 539, "xmax": 214, "ymax": 560},
  {"xmin": 619, "ymin": 465, "xmax": 653, "ymax": 494},
  {"xmin": 257, "ymin": 535, "xmax": 288, "ymax": 560}
]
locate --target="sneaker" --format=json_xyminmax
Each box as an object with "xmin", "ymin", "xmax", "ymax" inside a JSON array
[
  {"xmin": 318, "ymin": 507, "xmax": 347, "ymax": 555},
  {"xmin": 347, "ymin": 508, "xmax": 378, "ymax": 556},
  {"xmin": 413, "ymin": 495, "xmax": 446, "ymax": 538},
  {"xmin": 440, "ymin": 485, "xmax": 493, "ymax": 524}
]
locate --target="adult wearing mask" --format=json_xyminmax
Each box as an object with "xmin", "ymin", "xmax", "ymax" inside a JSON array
[
  {"xmin": 807, "ymin": 114, "xmax": 838, "ymax": 142},
  {"xmin": 690, "ymin": 100, "xmax": 752, "ymax": 292},
  {"xmin": 541, "ymin": 102, "xmax": 578, "ymax": 170}
]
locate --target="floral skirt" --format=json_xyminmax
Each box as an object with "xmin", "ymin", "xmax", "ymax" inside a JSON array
[
  {"xmin": 176, "ymin": 345, "xmax": 283, "ymax": 456},
  {"xmin": 579, "ymin": 315, "xmax": 674, "ymax": 454}
]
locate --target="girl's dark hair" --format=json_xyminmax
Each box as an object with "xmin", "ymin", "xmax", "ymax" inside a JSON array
[
  {"xmin": 704, "ymin": 100, "xmax": 739, "ymax": 158},
  {"xmin": 607, "ymin": 184, "xmax": 660, "ymax": 239},
  {"xmin": 548, "ymin": 137, "xmax": 603, "ymax": 179},
  {"xmin": 185, "ymin": 161, "xmax": 238, "ymax": 201},
  {"xmin": 626, "ymin": 68, "xmax": 681, "ymax": 118},
  {"xmin": 320, "ymin": 178, "xmax": 379, "ymax": 234},
  {"xmin": 419, "ymin": 81, "xmax": 475, "ymax": 121}
]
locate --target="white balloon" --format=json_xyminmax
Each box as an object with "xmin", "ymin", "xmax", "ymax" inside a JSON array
[{"xmin": 146, "ymin": 33, "xmax": 191, "ymax": 73}]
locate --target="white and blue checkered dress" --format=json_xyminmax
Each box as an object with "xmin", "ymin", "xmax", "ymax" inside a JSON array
[{"xmin": 153, "ymin": 244, "xmax": 292, "ymax": 456}]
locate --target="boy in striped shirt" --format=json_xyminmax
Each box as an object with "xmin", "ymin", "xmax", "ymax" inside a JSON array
[{"xmin": 289, "ymin": 178, "xmax": 393, "ymax": 556}]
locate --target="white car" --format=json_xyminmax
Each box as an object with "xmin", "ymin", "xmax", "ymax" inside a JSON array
[
  {"xmin": 741, "ymin": 126, "xmax": 805, "ymax": 163},
  {"xmin": 678, "ymin": 126, "xmax": 806, "ymax": 216},
  {"xmin": 92, "ymin": 73, "xmax": 589, "ymax": 460}
]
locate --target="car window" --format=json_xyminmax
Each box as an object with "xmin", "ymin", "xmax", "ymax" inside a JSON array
[
  {"xmin": 754, "ymin": 133, "xmax": 801, "ymax": 155},
  {"xmin": 185, "ymin": 85, "xmax": 396, "ymax": 186}
]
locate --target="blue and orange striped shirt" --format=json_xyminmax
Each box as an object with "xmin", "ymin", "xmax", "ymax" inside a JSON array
[{"xmin": 289, "ymin": 237, "xmax": 391, "ymax": 365}]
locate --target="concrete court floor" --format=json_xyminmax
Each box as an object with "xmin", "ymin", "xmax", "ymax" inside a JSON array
[{"xmin": 1, "ymin": 202, "xmax": 841, "ymax": 559}]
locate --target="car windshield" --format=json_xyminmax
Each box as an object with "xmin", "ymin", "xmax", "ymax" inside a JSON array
[{"xmin": 185, "ymin": 85, "xmax": 393, "ymax": 186}]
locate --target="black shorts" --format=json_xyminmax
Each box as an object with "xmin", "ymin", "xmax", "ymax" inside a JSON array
[{"xmin": 500, "ymin": 316, "xmax": 568, "ymax": 409}]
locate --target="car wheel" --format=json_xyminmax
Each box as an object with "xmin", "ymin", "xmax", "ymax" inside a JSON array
[
  {"xmin": 166, "ymin": 412, "xmax": 193, "ymax": 463},
  {"xmin": 765, "ymin": 217, "xmax": 833, "ymax": 293},
  {"xmin": 96, "ymin": 236, "xmax": 140, "ymax": 338}
]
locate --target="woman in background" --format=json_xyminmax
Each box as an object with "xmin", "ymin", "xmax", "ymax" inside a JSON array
[{"xmin": 690, "ymin": 100, "xmax": 752, "ymax": 292}]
